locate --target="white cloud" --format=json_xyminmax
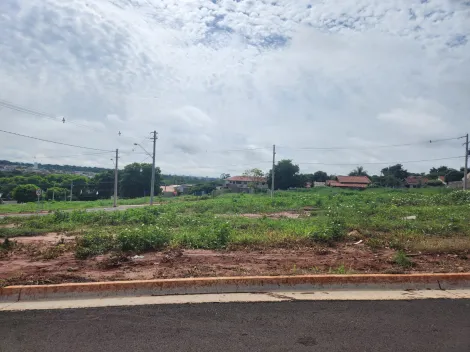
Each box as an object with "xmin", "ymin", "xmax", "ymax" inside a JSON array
[{"xmin": 0, "ymin": 0, "xmax": 469, "ymax": 176}]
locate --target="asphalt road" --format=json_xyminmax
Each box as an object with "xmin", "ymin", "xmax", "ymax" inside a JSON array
[{"xmin": 1, "ymin": 300, "xmax": 469, "ymax": 352}]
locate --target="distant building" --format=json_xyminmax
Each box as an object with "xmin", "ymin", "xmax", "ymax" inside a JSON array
[
  {"xmin": 224, "ymin": 176, "xmax": 268, "ymax": 193},
  {"xmin": 405, "ymin": 176, "xmax": 428, "ymax": 188},
  {"xmin": 313, "ymin": 182, "xmax": 326, "ymax": 187},
  {"xmin": 327, "ymin": 176, "xmax": 371, "ymax": 189},
  {"xmin": 176, "ymin": 184, "xmax": 193, "ymax": 194}
]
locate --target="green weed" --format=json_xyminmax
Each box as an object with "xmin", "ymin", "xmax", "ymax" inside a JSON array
[{"xmin": 394, "ymin": 250, "xmax": 413, "ymax": 268}]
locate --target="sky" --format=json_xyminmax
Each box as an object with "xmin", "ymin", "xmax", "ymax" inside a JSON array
[{"xmin": 0, "ymin": 0, "xmax": 469, "ymax": 177}]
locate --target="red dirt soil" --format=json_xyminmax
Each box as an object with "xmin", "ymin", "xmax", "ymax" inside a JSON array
[{"xmin": 1, "ymin": 235, "xmax": 468, "ymax": 285}]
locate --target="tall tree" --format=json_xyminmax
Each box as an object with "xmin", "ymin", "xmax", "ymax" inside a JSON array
[
  {"xmin": 242, "ymin": 168, "xmax": 265, "ymax": 190},
  {"xmin": 220, "ymin": 173, "xmax": 231, "ymax": 180},
  {"xmin": 348, "ymin": 166, "xmax": 368, "ymax": 176},
  {"xmin": 12, "ymin": 184, "xmax": 39, "ymax": 203},
  {"xmin": 267, "ymin": 160, "xmax": 300, "ymax": 190},
  {"xmin": 91, "ymin": 171, "xmax": 115, "ymax": 199},
  {"xmin": 312, "ymin": 171, "xmax": 328, "ymax": 182},
  {"xmin": 381, "ymin": 164, "xmax": 408, "ymax": 180},
  {"xmin": 119, "ymin": 163, "xmax": 161, "ymax": 198},
  {"xmin": 445, "ymin": 169, "xmax": 464, "ymax": 182}
]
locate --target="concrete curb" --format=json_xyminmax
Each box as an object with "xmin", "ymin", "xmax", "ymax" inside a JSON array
[{"xmin": 1, "ymin": 273, "xmax": 469, "ymax": 302}]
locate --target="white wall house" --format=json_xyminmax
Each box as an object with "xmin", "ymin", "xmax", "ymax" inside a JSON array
[{"xmin": 224, "ymin": 176, "xmax": 268, "ymax": 192}]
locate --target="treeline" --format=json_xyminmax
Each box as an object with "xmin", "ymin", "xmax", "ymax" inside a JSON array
[
  {"xmin": 0, "ymin": 160, "xmax": 109, "ymax": 173},
  {"xmin": 256, "ymin": 160, "xmax": 465, "ymax": 190},
  {"xmin": 0, "ymin": 163, "xmax": 162, "ymax": 203}
]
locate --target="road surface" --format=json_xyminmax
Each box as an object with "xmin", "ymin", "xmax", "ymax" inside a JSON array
[{"xmin": 1, "ymin": 300, "xmax": 469, "ymax": 351}]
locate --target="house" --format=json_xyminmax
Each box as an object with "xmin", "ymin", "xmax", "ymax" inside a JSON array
[
  {"xmin": 405, "ymin": 176, "xmax": 428, "ymax": 188},
  {"xmin": 176, "ymin": 184, "xmax": 193, "ymax": 194},
  {"xmin": 224, "ymin": 176, "xmax": 268, "ymax": 193},
  {"xmin": 327, "ymin": 176, "xmax": 371, "ymax": 189},
  {"xmin": 160, "ymin": 185, "xmax": 178, "ymax": 197},
  {"xmin": 313, "ymin": 181, "xmax": 326, "ymax": 187}
]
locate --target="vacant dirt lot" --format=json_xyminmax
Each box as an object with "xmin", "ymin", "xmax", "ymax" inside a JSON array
[{"xmin": 1, "ymin": 234, "xmax": 468, "ymax": 286}]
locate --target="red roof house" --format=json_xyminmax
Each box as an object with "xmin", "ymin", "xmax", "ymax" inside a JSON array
[
  {"xmin": 405, "ymin": 176, "xmax": 428, "ymax": 188},
  {"xmin": 327, "ymin": 176, "xmax": 371, "ymax": 189}
]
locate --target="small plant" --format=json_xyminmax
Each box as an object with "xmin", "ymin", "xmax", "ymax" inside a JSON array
[
  {"xmin": 329, "ymin": 264, "xmax": 348, "ymax": 274},
  {"xmin": 394, "ymin": 250, "xmax": 412, "ymax": 268},
  {"xmin": 0, "ymin": 237, "xmax": 13, "ymax": 250}
]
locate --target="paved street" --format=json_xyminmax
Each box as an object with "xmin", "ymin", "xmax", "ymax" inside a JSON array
[{"xmin": 1, "ymin": 300, "xmax": 469, "ymax": 351}]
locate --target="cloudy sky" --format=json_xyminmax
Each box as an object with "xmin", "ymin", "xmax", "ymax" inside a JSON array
[{"xmin": 0, "ymin": 0, "xmax": 469, "ymax": 176}]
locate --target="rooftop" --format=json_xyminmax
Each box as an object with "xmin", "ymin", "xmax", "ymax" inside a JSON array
[
  {"xmin": 336, "ymin": 176, "xmax": 371, "ymax": 184},
  {"xmin": 226, "ymin": 176, "xmax": 267, "ymax": 182}
]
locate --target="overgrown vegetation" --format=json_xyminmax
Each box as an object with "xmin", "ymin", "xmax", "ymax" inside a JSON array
[{"xmin": 1, "ymin": 188, "xmax": 469, "ymax": 260}]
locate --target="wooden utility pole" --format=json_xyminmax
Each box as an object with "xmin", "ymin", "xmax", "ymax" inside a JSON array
[
  {"xmin": 271, "ymin": 144, "xmax": 276, "ymax": 198},
  {"xmin": 150, "ymin": 131, "xmax": 158, "ymax": 205},
  {"xmin": 113, "ymin": 149, "xmax": 118, "ymax": 207},
  {"xmin": 464, "ymin": 133, "xmax": 469, "ymax": 191}
]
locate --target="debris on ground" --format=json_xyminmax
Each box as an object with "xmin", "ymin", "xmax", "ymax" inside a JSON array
[{"xmin": 404, "ymin": 216, "xmax": 417, "ymax": 220}]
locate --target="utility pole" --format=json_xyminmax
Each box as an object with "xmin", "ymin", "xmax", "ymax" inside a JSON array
[
  {"xmin": 113, "ymin": 149, "xmax": 118, "ymax": 207},
  {"xmin": 464, "ymin": 133, "xmax": 469, "ymax": 191},
  {"xmin": 150, "ymin": 131, "xmax": 158, "ymax": 205},
  {"xmin": 271, "ymin": 144, "xmax": 276, "ymax": 198},
  {"xmin": 69, "ymin": 181, "xmax": 73, "ymax": 202}
]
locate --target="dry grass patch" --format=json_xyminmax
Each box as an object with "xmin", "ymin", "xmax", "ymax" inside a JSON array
[{"xmin": 409, "ymin": 236, "xmax": 470, "ymax": 254}]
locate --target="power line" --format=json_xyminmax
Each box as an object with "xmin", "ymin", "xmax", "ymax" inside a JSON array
[
  {"xmin": 0, "ymin": 99, "xmax": 103, "ymax": 132},
  {"xmin": 278, "ymin": 136, "xmax": 465, "ymax": 151},
  {"xmin": 296, "ymin": 156, "xmax": 462, "ymax": 166},
  {"xmin": 36, "ymin": 151, "xmax": 114, "ymax": 159},
  {"xmin": 0, "ymin": 129, "xmax": 113, "ymax": 152}
]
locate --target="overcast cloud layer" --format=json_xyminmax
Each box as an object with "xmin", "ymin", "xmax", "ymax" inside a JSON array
[{"xmin": 1, "ymin": 0, "xmax": 469, "ymax": 176}]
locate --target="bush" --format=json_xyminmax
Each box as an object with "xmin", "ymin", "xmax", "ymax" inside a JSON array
[
  {"xmin": 75, "ymin": 232, "xmax": 116, "ymax": 259},
  {"xmin": 426, "ymin": 180, "xmax": 444, "ymax": 187},
  {"xmin": 12, "ymin": 184, "xmax": 40, "ymax": 203},
  {"xmin": 116, "ymin": 226, "xmax": 170, "ymax": 252},
  {"xmin": 393, "ymin": 250, "xmax": 412, "ymax": 268},
  {"xmin": 309, "ymin": 216, "xmax": 346, "ymax": 244}
]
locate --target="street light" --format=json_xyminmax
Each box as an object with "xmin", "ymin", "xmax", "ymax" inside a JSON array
[
  {"xmin": 134, "ymin": 143, "xmax": 152, "ymax": 157},
  {"xmin": 134, "ymin": 133, "xmax": 157, "ymax": 205}
]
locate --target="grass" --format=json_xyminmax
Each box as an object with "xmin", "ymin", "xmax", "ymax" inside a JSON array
[
  {"xmin": 0, "ymin": 196, "xmax": 154, "ymax": 214},
  {"xmin": 0, "ymin": 188, "xmax": 469, "ymax": 259}
]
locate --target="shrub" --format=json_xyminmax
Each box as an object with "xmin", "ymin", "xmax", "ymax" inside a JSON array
[
  {"xmin": 394, "ymin": 250, "xmax": 412, "ymax": 268},
  {"xmin": 12, "ymin": 184, "xmax": 39, "ymax": 203},
  {"xmin": 116, "ymin": 226, "xmax": 171, "ymax": 252},
  {"xmin": 75, "ymin": 232, "xmax": 116, "ymax": 259},
  {"xmin": 426, "ymin": 180, "xmax": 444, "ymax": 187},
  {"xmin": 309, "ymin": 216, "xmax": 346, "ymax": 244}
]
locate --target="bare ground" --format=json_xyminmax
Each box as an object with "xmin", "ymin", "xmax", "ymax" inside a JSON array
[{"xmin": 1, "ymin": 234, "xmax": 469, "ymax": 286}]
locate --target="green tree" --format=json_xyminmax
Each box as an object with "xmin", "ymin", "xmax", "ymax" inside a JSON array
[
  {"xmin": 45, "ymin": 187, "xmax": 68, "ymax": 201},
  {"xmin": 312, "ymin": 171, "xmax": 328, "ymax": 182},
  {"xmin": 220, "ymin": 173, "xmax": 231, "ymax": 180},
  {"xmin": 242, "ymin": 168, "xmax": 265, "ymax": 191},
  {"xmin": 381, "ymin": 164, "xmax": 408, "ymax": 180},
  {"xmin": 349, "ymin": 166, "xmax": 368, "ymax": 176},
  {"xmin": 12, "ymin": 184, "xmax": 39, "ymax": 203},
  {"xmin": 382, "ymin": 175, "xmax": 402, "ymax": 188},
  {"xmin": 91, "ymin": 171, "xmax": 115, "ymax": 199},
  {"xmin": 445, "ymin": 170, "xmax": 464, "ymax": 182},
  {"xmin": 267, "ymin": 160, "xmax": 300, "ymax": 190},
  {"xmin": 120, "ymin": 163, "xmax": 161, "ymax": 198}
]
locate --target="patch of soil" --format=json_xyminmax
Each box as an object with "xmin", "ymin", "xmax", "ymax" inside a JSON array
[
  {"xmin": 237, "ymin": 211, "xmax": 307, "ymax": 219},
  {"xmin": 1, "ymin": 238, "xmax": 469, "ymax": 285},
  {"xmin": 11, "ymin": 233, "xmax": 75, "ymax": 245},
  {"xmin": 0, "ymin": 224, "xmax": 16, "ymax": 229}
]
